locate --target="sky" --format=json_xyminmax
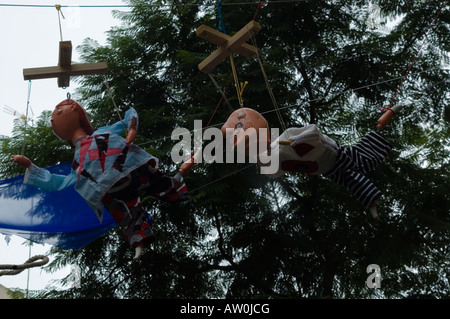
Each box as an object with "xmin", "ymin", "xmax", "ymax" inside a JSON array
[{"xmin": 0, "ymin": 0, "xmax": 128, "ymax": 294}]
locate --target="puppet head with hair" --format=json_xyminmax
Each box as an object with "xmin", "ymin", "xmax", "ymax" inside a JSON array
[{"xmin": 51, "ymin": 99, "xmax": 94, "ymax": 148}]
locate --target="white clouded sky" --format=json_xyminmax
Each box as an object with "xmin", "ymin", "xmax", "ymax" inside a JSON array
[{"xmin": 0, "ymin": 0, "xmax": 127, "ymax": 293}]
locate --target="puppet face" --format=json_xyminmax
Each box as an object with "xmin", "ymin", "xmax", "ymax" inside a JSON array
[
  {"xmin": 51, "ymin": 101, "xmax": 81, "ymax": 142},
  {"xmin": 51, "ymin": 99, "xmax": 94, "ymax": 147},
  {"xmin": 221, "ymin": 108, "xmax": 271, "ymax": 156}
]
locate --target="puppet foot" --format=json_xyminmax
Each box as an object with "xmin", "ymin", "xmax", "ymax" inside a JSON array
[
  {"xmin": 369, "ymin": 202, "xmax": 379, "ymax": 220},
  {"xmin": 133, "ymin": 244, "xmax": 144, "ymax": 260},
  {"xmin": 376, "ymin": 105, "xmax": 403, "ymax": 130}
]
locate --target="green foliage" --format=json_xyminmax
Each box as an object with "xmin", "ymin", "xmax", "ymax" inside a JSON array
[{"xmin": 1, "ymin": 0, "xmax": 450, "ymax": 299}]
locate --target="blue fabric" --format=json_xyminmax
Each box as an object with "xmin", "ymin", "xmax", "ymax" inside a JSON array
[{"xmin": 0, "ymin": 162, "xmax": 117, "ymax": 250}]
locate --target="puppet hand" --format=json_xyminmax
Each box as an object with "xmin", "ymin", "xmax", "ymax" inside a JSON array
[
  {"xmin": 12, "ymin": 155, "xmax": 32, "ymax": 168},
  {"xmin": 126, "ymin": 128, "xmax": 137, "ymax": 145},
  {"xmin": 126, "ymin": 117, "xmax": 137, "ymax": 145}
]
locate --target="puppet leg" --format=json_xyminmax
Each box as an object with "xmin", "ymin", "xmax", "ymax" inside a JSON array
[
  {"xmin": 323, "ymin": 132, "xmax": 391, "ymax": 215},
  {"xmin": 324, "ymin": 132, "xmax": 391, "ymax": 178},
  {"xmin": 325, "ymin": 168, "xmax": 382, "ymax": 209},
  {"xmin": 131, "ymin": 160, "xmax": 189, "ymax": 202},
  {"xmin": 108, "ymin": 159, "xmax": 188, "ymax": 202},
  {"xmin": 345, "ymin": 132, "xmax": 392, "ymax": 173},
  {"xmin": 102, "ymin": 193, "xmax": 155, "ymax": 255}
]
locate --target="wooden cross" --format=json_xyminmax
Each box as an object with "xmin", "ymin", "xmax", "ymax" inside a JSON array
[
  {"xmin": 23, "ymin": 41, "xmax": 108, "ymax": 88},
  {"xmin": 196, "ymin": 20, "xmax": 261, "ymax": 73}
]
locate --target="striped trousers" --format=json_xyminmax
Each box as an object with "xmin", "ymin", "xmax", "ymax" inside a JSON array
[{"xmin": 323, "ymin": 132, "xmax": 392, "ymax": 208}]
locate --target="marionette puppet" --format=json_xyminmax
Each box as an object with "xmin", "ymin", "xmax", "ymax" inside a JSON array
[
  {"xmin": 220, "ymin": 105, "xmax": 402, "ymax": 219},
  {"xmin": 12, "ymin": 99, "xmax": 188, "ymax": 260}
]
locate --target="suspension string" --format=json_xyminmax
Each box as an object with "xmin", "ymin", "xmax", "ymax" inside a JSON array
[
  {"xmin": 55, "ymin": 4, "xmax": 65, "ymax": 42},
  {"xmin": 250, "ymin": 36, "xmax": 288, "ymax": 134},
  {"xmin": 187, "ymin": 79, "xmax": 232, "ymax": 163},
  {"xmin": 186, "ymin": 74, "xmax": 232, "ymax": 163},
  {"xmin": 207, "ymin": 72, "xmax": 235, "ymax": 112},
  {"xmin": 229, "ymin": 55, "xmax": 244, "ymax": 107},
  {"xmin": 216, "ymin": 0, "xmax": 245, "ymax": 108},
  {"xmin": 188, "ymin": 163, "xmax": 254, "ymax": 194},
  {"xmin": 204, "ymin": 79, "xmax": 233, "ymax": 133},
  {"xmin": 102, "ymin": 75, "xmax": 127, "ymax": 132},
  {"xmin": 252, "ymin": 1, "xmax": 265, "ymax": 20},
  {"xmin": 20, "ymin": 80, "xmax": 32, "ymax": 156}
]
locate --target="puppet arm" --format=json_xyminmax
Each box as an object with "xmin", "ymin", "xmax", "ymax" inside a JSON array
[
  {"xmin": 23, "ymin": 163, "xmax": 77, "ymax": 192},
  {"xmin": 126, "ymin": 117, "xmax": 137, "ymax": 145},
  {"xmin": 12, "ymin": 155, "xmax": 32, "ymax": 168},
  {"xmin": 95, "ymin": 107, "xmax": 139, "ymax": 139},
  {"xmin": 123, "ymin": 108, "xmax": 138, "ymax": 145}
]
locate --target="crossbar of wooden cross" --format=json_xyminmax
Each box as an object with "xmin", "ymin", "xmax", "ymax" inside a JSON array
[
  {"xmin": 23, "ymin": 41, "xmax": 108, "ymax": 88},
  {"xmin": 196, "ymin": 20, "xmax": 261, "ymax": 73}
]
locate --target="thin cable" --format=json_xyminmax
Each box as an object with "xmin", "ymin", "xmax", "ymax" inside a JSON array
[
  {"xmin": 250, "ymin": 36, "xmax": 288, "ymax": 133},
  {"xmin": 187, "ymin": 79, "xmax": 231, "ymax": 164},
  {"xmin": 55, "ymin": 4, "xmax": 65, "ymax": 42},
  {"xmin": 0, "ymin": 4, "xmax": 131, "ymax": 7},
  {"xmin": 216, "ymin": 1, "xmax": 244, "ymax": 108},
  {"xmin": 204, "ymin": 79, "xmax": 232, "ymax": 133},
  {"xmin": 0, "ymin": 1, "xmax": 308, "ymax": 8},
  {"xmin": 207, "ymin": 72, "xmax": 235, "ymax": 111},
  {"xmin": 188, "ymin": 163, "xmax": 254, "ymax": 194},
  {"xmin": 229, "ymin": 55, "xmax": 244, "ymax": 107},
  {"xmin": 103, "ymin": 75, "xmax": 127, "ymax": 132},
  {"xmin": 252, "ymin": 1, "xmax": 264, "ymax": 20},
  {"xmin": 20, "ymin": 81, "xmax": 32, "ymax": 156}
]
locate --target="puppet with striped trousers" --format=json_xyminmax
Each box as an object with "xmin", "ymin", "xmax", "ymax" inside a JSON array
[{"xmin": 220, "ymin": 105, "xmax": 402, "ymax": 219}]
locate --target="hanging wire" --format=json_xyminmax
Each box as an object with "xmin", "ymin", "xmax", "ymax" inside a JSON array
[
  {"xmin": 207, "ymin": 72, "xmax": 234, "ymax": 112},
  {"xmin": 0, "ymin": 1, "xmax": 309, "ymax": 8},
  {"xmin": 55, "ymin": 4, "xmax": 65, "ymax": 42},
  {"xmin": 20, "ymin": 81, "xmax": 32, "ymax": 156},
  {"xmin": 216, "ymin": 1, "xmax": 245, "ymax": 108},
  {"xmin": 229, "ymin": 55, "xmax": 244, "ymax": 107},
  {"xmin": 188, "ymin": 163, "xmax": 254, "ymax": 194},
  {"xmin": 252, "ymin": 1, "xmax": 265, "ymax": 20},
  {"xmin": 250, "ymin": 36, "xmax": 288, "ymax": 134},
  {"xmin": 102, "ymin": 75, "xmax": 127, "ymax": 132},
  {"xmin": 3, "ymin": 105, "xmax": 28, "ymax": 120},
  {"xmin": 204, "ymin": 79, "xmax": 233, "ymax": 133}
]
